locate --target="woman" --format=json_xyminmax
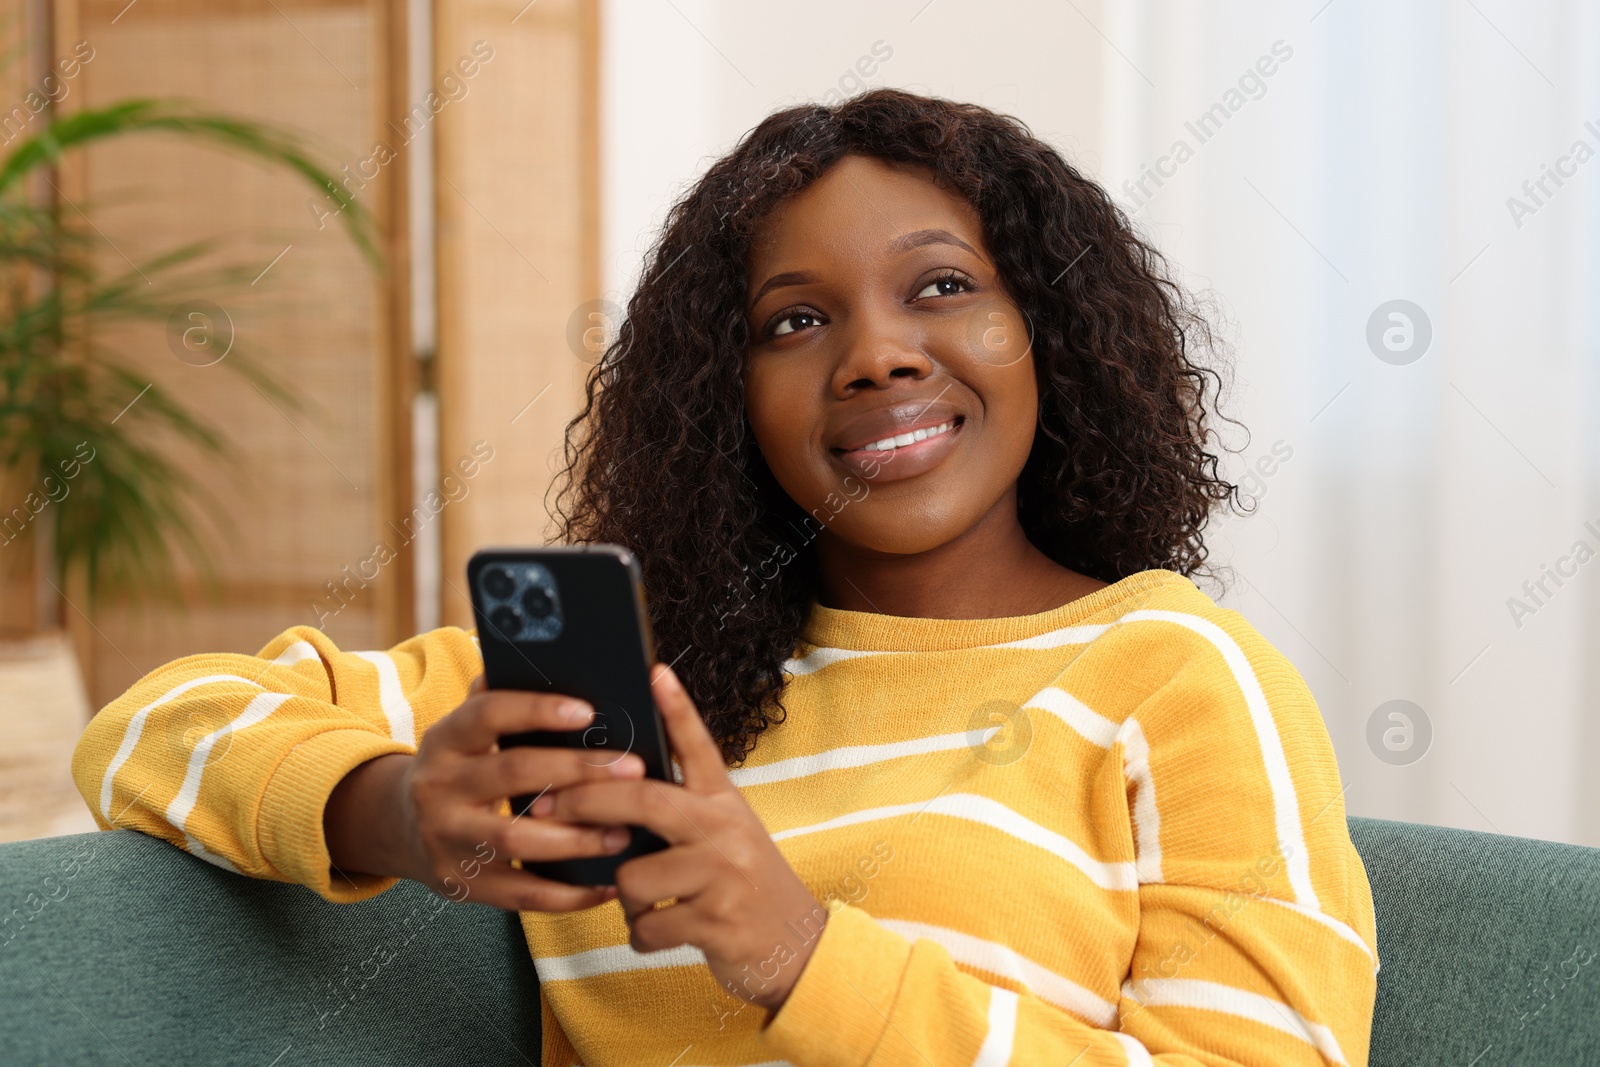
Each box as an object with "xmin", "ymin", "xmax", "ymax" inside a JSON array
[{"xmin": 73, "ymin": 90, "xmax": 1378, "ymax": 1065}]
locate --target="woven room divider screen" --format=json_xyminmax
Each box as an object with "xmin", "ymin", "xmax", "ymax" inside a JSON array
[
  {"xmin": 53, "ymin": 0, "xmax": 416, "ymax": 708},
  {"xmin": 434, "ymin": 0, "xmax": 600, "ymax": 630},
  {"xmin": 0, "ymin": 8, "xmax": 44, "ymax": 634},
  {"xmin": 40, "ymin": 0, "xmax": 599, "ymax": 708}
]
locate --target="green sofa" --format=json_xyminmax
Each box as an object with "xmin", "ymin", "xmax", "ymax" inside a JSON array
[{"xmin": 1, "ymin": 817, "xmax": 1597, "ymax": 1065}]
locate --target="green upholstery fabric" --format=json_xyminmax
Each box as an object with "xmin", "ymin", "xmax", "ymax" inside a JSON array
[
  {"xmin": 1351, "ymin": 816, "xmax": 1600, "ymax": 1065},
  {"xmin": 1, "ymin": 817, "xmax": 1597, "ymax": 1064},
  {"xmin": 0, "ymin": 829, "xmax": 541, "ymax": 1065}
]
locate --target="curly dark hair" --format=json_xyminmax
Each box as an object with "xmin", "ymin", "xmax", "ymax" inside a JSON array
[{"xmin": 553, "ymin": 88, "xmax": 1241, "ymax": 765}]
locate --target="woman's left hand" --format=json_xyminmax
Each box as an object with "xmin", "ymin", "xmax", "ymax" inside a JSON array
[{"xmin": 531, "ymin": 664, "xmax": 827, "ymax": 1011}]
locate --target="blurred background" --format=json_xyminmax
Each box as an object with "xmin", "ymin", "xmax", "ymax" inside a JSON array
[{"xmin": 1, "ymin": 0, "xmax": 1595, "ymax": 852}]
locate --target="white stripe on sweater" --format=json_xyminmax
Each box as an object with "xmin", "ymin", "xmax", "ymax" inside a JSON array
[
  {"xmin": 1023, "ymin": 685, "xmax": 1119, "ymax": 748},
  {"xmin": 877, "ymin": 918, "xmax": 1118, "ymax": 1027},
  {"xmin": 533, "ymin": 941, "xmax": 706, "ymax": 982},
  {"xmin": 989, "ymin": 624, "xmax": 1116, "ymax": 651},
  {"xmin": 1117, "ymin": 717, "xmax": 1162, "ymax": 883},
  {"xmin": 353, "ymin": 651, "xmax": 416, "ymax": 746},
  {"xmin": 268, "ymin": 640, "xmax": 320, "ymax": 667},
  {"xmin": 783, "ymin": 623, "xmax": 1112, "ymax": 677},
  {"xmin": 727, "ymin": 728, "xmax": 995, "ymax": 788},
  {"xmin": 1119, "ymin": 610, "xmax": 1317, "ymax": 910},
  {"xmin": 165, "ymin": 691, "xmax": 295, "ymax": 829},
  {"xmin": 1260, "ymin": 896, "xmax": 1377, "ymax": 968},
  {"xmin": 782, "ymin": 645, "xmax": 877, "ymax": 677},
  {"xmin": 721, "ymin": 686, "xmax": 1118, "ymax": 793},
  {"xmin": 1112, "ymin": 1032, "xmax": 1155, "ymax": 1066},
  {"xmin": 98, "ymin": 674, "xmax": 265, "ymax": 821},
  {"xmin": 1121, "ymin": 977, "xmax": 1348, "ymax": 1065},
  {"xmin": 972, "ymin": 986, "xmax": 1018, "ymax": 1066},
  {"xmin": 772, "ymin": 793, "xmax": 1138, "ymax": 892},
  {"xmin": 183, "ymin": 836, "xmax": 242, "ymax": 873}
]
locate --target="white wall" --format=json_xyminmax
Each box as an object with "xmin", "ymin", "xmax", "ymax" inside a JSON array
[
  {"xmin": 601, "ymin": 0, "xmax": 1107, "ymax": 299},
  {"xmin": 602, "ymin": 0, "xmax": 1600, "ymax": 848}
]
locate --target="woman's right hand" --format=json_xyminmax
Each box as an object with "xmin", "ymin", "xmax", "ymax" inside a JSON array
[{"xmin": 325, "ymin": 675, "xmax": 644, "ymax": 912}]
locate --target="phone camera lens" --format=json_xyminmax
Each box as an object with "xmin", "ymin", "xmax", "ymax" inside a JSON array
[
  {"xmin": 522, "ymin": 586, "xmax": 554, "ymax": 619},
  {"xmin": 488, "ymin": 604, "xmax": 522, "ymax": 637},
  {"xmin": 482, "ymin": 566, "xmax": 515, "ymax": 599}
]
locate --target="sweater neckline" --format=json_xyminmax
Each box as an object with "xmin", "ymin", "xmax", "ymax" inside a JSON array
[{"xmin": 798, "ymin": 568, "xmax": 1190, "ymax": 653}]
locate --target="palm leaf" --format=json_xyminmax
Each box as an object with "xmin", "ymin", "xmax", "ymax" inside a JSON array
[
  {"xmin": 0, "ymin": 99, "xmax": 378, "ymax": 266},
  {"xmin": 0, "ymin": 96, "xmax": 382, "ymax": 609}
]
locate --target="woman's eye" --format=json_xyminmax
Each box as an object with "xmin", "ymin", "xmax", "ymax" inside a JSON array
[
  {"xmin": 771, "ymin": 311, "xmax": 823, "ymax": 337},
  {"xmin": 914, "ymin": 275, "xmax": 970, "ymax": 300}
]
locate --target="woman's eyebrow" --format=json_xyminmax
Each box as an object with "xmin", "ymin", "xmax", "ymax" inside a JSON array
[
  {"xmin": 891, "ymin": 228, "xmax": 980, "ymax": 257},
  {"xmin": 747, "ymin": 229, "xmax": 980, "ymax": 312},
  {"xmin": 748, "ymin": 270, "xmax": 815, "ymax": 310}
]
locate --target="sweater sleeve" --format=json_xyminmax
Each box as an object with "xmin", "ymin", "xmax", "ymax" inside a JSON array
[
  {"xmin": 541, "ymin": 985, "xmax": 581, "ymax": 1066},
  {"xmin": 759, "ymin": 614, "xmax": 1378, "ymax": 1067},
  {"xmin": 70, "ymin": 624, "xmax": 483, "ymax": 903}
]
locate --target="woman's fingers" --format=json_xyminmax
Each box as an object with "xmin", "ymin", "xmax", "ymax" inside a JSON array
[
  {"xmin": 447, "ymin": 862, "xmax": 617, "ymax": 913},
  {"xmin": 445, "ymin": 807, "xmax": 632, "ymax": 866},
  {"xmin": 537, "ymin": 778, "xmax": 700, "ymax": 845},
  {"xmin": 612, "ymin": 845, "xmax": 716, "ymax": 922},
  {"xmin": 650, "ymin": 664, "xmax": 729, "ymax": 793},
  {"xmin": 406, "ymin": 787, "xmax": 634, "ymax": 913},
  {"xmin": 452, "ymin": 744, "xmax": 643, "ymax": 805},
  {"xmin": 439, "ymin": 687, "xmax": 597, "ymax": 753},
  {"xmin": 623, "ymin": 892, "xmax": 706, "ymax": 952}
]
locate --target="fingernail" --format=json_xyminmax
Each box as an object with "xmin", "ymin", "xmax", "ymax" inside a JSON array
[
  {"xmin": 562, "ymin": 700, "xmax": 594, "ymax": 723},
  {"xmin": 531, "ymin": 793, "xmax": 555, "ymax": 817},
  {"xmin": 609, "ymin": 754, "xmax": 644, "ymax": 778},
  {"xmin": 603, "ymin": 827, "xmax": 629, "ymax": 851}
]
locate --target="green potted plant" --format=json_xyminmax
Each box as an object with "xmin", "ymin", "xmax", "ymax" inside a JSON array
[{"xmin": 0, "ymin": 97, "xmax": 377, "ymax": 842}]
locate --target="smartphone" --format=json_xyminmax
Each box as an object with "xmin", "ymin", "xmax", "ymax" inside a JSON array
[{"xmin": 467, "ymin": 545, "xmax": 672, "ymax": 886}]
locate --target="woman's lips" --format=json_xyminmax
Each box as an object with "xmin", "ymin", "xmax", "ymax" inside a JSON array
[{"xmin": 832, "ymin": 417, "xmax": 964, "ymax": 483}]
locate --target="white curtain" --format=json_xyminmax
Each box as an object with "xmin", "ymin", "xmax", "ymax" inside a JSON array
[
  {"xmin": 604, "ymin": 0, "xmax": 1600, "ymax": 847},
  {"xmin": 1101, "ymin": 0, "xmax": 1599, "ymax": 848}
]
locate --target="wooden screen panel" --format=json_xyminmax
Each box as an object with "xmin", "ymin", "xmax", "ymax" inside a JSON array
[
  {"xmin": 434, "ymin": 0, "xmax": 600, "ymax": 629},
  {"xmin": 0, "ymin": 1, "xmax": 58, "ymax": 635},
  {"xmin": 59, "ymin": 0, "xmax": 412, "ymax": 707}
]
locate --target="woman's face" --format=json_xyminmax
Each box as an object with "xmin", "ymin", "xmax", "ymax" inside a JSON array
[{"xmin": 743, "ymin": 154, "xmax": 1038, "ymax": 556}]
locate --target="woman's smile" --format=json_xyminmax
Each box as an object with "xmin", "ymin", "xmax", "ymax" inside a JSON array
[
  {"xmin": 828, "ymin": 404, "xmax": 966, "ymax": 483},
  {"xmin": 853, "ymin": 419, "xmax": 956, "ymax": 453}
]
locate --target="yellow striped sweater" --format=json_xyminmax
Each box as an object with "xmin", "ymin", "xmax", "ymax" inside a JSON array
[{"xmin": 71, "ymin": 568, "xmax": 1378, "ymax": 1066}]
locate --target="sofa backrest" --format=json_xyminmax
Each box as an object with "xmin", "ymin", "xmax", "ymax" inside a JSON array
[{"xmin": 3, "ymin": 818, "xmax": 1598, "ymax": 1064}]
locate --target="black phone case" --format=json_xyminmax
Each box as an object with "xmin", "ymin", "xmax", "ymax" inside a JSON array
[{"xmin": 467, "ymin": 546, "xmax": 671, "ymax": 885}]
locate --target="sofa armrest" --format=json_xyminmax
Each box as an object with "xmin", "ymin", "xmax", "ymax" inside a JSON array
[
  {"xmin": 1352, "ymin": 816, "xmax": 1600, "ymax": 1066},
  {"xmin": 0, "ymin": 830, "xmax": 541, "ymax": 1065}
]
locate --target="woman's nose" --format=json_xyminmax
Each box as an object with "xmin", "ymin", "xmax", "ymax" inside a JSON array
[{"xmin": 830, "ymin": 316, "xmax": 934, "ymax": 395}]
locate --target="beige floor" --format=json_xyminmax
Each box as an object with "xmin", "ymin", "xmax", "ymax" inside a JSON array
[{"xmin": 0, "ymin": 632, "xmax": 102, "ymax": 844}]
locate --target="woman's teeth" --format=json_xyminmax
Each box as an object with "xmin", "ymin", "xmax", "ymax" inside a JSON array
[{"xmin": 859, "ymin": 420, "xmax": 955, "ymax": 453}]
